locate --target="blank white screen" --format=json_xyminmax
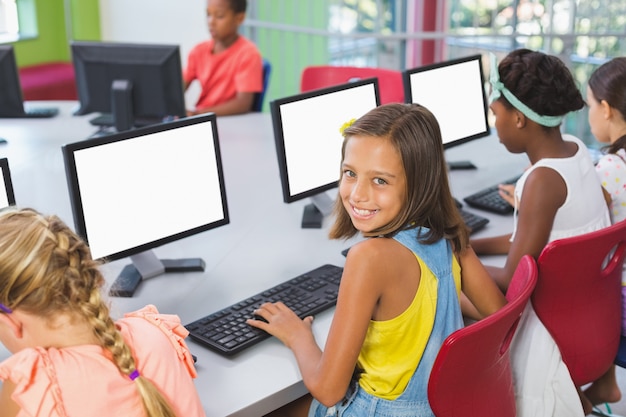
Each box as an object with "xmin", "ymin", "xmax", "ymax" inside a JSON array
[
  {"xmin": 408, "ymin": 58, "xmax": 488, "ymax": 146},
  {"xmin": 0, "ymin": 170, "xmax": 8, "ymax": 209},
  {"xmin": 73, "ymin": 120, "xmax": 225, "ymax": 260},
  {"xmin": 280, "ymin": 83, "xmax": 378, "ymax": 197}
]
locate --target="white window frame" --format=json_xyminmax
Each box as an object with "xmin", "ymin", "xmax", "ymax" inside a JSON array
[{"xmin": 0, "ymin": 0, "xmax": 19, "ymax": 41}]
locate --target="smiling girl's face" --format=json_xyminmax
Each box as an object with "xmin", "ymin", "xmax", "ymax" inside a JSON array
[{"xmin": 339, "ymin": 135, "xmax": 407, "ymax": 234}]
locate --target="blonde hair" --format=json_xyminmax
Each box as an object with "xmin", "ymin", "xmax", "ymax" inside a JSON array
[{"xmin": 0, "ymin": 207, "xmax": 177, "ymax": 417}]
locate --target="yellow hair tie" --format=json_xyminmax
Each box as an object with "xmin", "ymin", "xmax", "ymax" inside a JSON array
[{"xmin": 339, "ymin": 118, "xmax": 356, "ymax": 136}]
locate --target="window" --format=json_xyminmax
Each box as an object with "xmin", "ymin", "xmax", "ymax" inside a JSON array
[
  {"xmin": 244, "ymin": 0, "xmax": 626, "ymax": 142},
  {"xmin": 446, "ymin": 0, "xmax": 626, "ymax": 144},
  {"xmin": 326, "ymin": 0, "xmax": 403, "ymax": 68},
  {"xmin": 0, "ymin": 0, "xmax": 19, "ymax": 41}
]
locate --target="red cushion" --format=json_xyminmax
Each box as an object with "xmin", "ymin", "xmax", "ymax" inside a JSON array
[{"xmin": 19, "ymin": 62, "xmax": 77, "ymax": 100}]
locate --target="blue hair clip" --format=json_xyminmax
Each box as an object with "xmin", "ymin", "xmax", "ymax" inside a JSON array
[
  {"xmin": 489, "ymin": 52, "xmax": 563, "ymax": 127},
  {"xmin": 0, "ymin": 303, "xmax": 12, "ymax": 314}
]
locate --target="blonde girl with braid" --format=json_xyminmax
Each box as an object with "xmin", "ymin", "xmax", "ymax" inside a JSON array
[{"xmin": 0, "ymin": 207, "xmax": 205, "ymax": 417}]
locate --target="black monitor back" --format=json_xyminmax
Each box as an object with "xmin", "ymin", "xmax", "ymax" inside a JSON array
[
  {"xmin": 0, "ymin": 46, "xmax": 27, "ymax": 117},
  {"xmin": 71, "ymin": 41, "xmax": 186, "ymax": 124}
]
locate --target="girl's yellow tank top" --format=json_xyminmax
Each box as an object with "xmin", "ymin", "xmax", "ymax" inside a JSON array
[{"xmin": 356, "ymin": 254, "xmax": 461, "ymax": 400}]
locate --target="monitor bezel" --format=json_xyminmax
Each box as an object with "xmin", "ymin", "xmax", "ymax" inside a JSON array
[
  {"xmin": 0, "ymin": 157, "xmax": 16, "ymax": 207},
  {"xmin": 62, "ymin": 113, "xmax": 229, "ymax": 262},
  {"xmin": 402, "ymin": 54, "xmax": 490, "ymax": 149},
  {"xmin": 70, "ymin": 40, "xmax": 187, "ymax": 122},
  {"xmin": 270, "ymin": 78, "xmax": 381, "ymax": 204}
]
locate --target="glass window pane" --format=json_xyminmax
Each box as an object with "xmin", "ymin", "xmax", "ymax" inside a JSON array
[{"xmin": 0, "ymin": 0, "xmax": 19, "ymax": 37}]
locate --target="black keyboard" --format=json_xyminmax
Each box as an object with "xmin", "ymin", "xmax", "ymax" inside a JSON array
[
  {"xmin": 460, "ymin": 208, "xmax": 489, "ymax": 233},
  {"xmin": 463, "ymin": 174, "xmax": 521, "ymax": 214},
  {"xmin": 454, "ymin": 198, "xmax": 489, "ymax": 233},
  {"xmin": 185, "ymin": 264, "xmax": 343, "ymax": 356},
  {"xmin": 24, "ymin": 107, "xmax": 59, "ymax": 118},
  {"xmin": 1, "ymin": 106, "xmax": 60, "ymax": 118}
]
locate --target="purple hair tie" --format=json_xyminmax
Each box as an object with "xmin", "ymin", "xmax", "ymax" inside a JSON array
[
  {"xmin": 129, "ymin": 370, "xmax": 140, "ymax": 381},
  {"xmin": 0, "ymin": 303, "xmax": 12, "ymax": 314}
]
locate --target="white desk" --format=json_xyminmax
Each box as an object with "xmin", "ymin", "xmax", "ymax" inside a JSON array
[{"xmin": 0, "ymin": 102, "xmax": 527, "ymax": 416}]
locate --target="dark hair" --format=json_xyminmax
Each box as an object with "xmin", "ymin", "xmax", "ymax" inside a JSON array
[
  {"xmin": 497, "ymin": 49, "xmax": 584, "ymax": 122},
  {"xmin": 228, "ymin": 0, "xmax": 247, "ymax": 13},
  {"xmin": 329, "ymin": 103, "xmax": 469, "ymax": 252},
  {"xmin": 588, "ymin": 57, "xmax": 626, "ymax": 154}
]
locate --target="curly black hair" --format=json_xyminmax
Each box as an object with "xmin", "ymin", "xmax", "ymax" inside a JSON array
[{"xmin": 498, "ymin": 49, "xmax": 584, "ymax": 118}]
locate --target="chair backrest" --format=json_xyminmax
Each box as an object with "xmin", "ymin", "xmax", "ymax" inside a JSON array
[
  {"xmin": 300, "ymin": 65, "xmax": 404, "ymax": 104},
  {"xmin": 428, "ymin": 255, "xmax": 538, "ymax": 417},
  {"xmin": 252, "ymin": 58, "xmax": 271, "ymax": 112},
  {"xmin": 533, "ymin": 218, "xmax": 626, "ymax": 386}
]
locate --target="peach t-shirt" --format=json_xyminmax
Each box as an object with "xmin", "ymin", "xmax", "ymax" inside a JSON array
[
  {"xmin": 0, "ymin": 305, "xmax": 205, "ymax": 417},
  {"xmin": 183, "ymin": 36, "xmax": 263, "ymax": 110}
]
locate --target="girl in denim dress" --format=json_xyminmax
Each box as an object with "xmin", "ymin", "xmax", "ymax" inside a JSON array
[{"xmin": 249, "ymin": 103, "xmax": 506, "ymax": 417}]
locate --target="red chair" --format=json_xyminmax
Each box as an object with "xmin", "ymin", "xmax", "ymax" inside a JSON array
[
  {"xmin": 19, "ymin": 62, "xmax": 77, "ymax": 101},
  {"xmin": 532, "ymin": 218, "xmax": 626, "ymax": 387},
  {"xmin": 300, "ymin": 65, "xmax": 404, "ymax": 104},
  {"xmin": 428, "ymin": 255, "xmax": 538, "ymax": 417}
]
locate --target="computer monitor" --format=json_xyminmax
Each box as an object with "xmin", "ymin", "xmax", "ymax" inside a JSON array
[
  {"xmin": 0, "ymin": 46, "xmax": 58, "ymax": 119},
  {"xmin": 71, "ymin": 41, "xmax": 187, "ymax": 133},
  {"xmin": 62, "ymin": 113, "xmax": 229, "ymax": 297},
  {"xmin": 0, "ymin": 158, "xmax": 16, "ymax": 208},
  {"xmin": 403, "ymin": 54, "xmax": 490, "ymax": 169},
  {"xmin": 270, "ymin": 78, "xmax": 380, "ymax": 228}
]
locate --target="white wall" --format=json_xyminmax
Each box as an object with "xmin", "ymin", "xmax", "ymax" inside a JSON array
[
  {"xmin": 98, "ymin": 0, "xmax": 207, "ymax": 107},
  {"xmin": 99, "ymin": 0, "xmax": 207, "ymax": 59}
]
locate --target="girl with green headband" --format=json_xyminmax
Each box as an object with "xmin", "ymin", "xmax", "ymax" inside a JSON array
[{"xmin": 469, "ymin": 49, "xmax": 611, "ymax": 416}]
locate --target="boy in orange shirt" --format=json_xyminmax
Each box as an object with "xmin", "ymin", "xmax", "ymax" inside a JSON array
[{"xmin": 184, "ymin": 0, "xmax": 263, "ymax": 116}]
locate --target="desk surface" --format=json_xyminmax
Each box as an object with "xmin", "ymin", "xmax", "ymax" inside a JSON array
[{"xmin": 0, "ymin": 102, "xmax": 527, "ymax": 416}]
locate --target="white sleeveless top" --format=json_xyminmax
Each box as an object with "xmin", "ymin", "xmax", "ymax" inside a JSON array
[
  {"xmin": 511, "ymin": 134, "xmax": 610, "ymax": 243},
  {"xmin": 509, "ymin": 134, "xmax": 610, "ymax": 417}
]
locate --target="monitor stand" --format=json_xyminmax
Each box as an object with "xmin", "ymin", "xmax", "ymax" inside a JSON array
[
  {"xmin": 302, "ymin": 192, "xmax": 335, "ymax": 229},
  {"xmin": 111, "ymin": 79, "xmax": 134, "ymax": 132},
  {"xmin": 447, "ymin": 160, "xmax": 477, "ymax": 170},
  {"xmin": 109, "ymin": 249, "xmax": 205, "ymax": 297}
]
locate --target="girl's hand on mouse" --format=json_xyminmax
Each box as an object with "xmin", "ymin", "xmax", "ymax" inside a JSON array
[{"xmin": 247, "ymin": 302, "xmax": 314, "ymax": 348}]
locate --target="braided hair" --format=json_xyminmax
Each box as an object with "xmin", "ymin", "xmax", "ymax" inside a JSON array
[{"xmin": 0, "ymin": 207, "xmax": 177, "ymax": 417}]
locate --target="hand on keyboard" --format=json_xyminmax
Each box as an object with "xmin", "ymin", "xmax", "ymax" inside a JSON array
[
  {"xmin": 463, "ymin": 174, "xmax": 522, "ymax": 215},
  {"xmin": 247, "ymin": 301, "xmax": 315, "ymax": 348},
  {"xmin": 185, "ymin": 264, "xmax": 342, "ymax": 356},
  {"xmin": 498, "ymin": 183, "xmax": 516, "ymax": 207}
]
